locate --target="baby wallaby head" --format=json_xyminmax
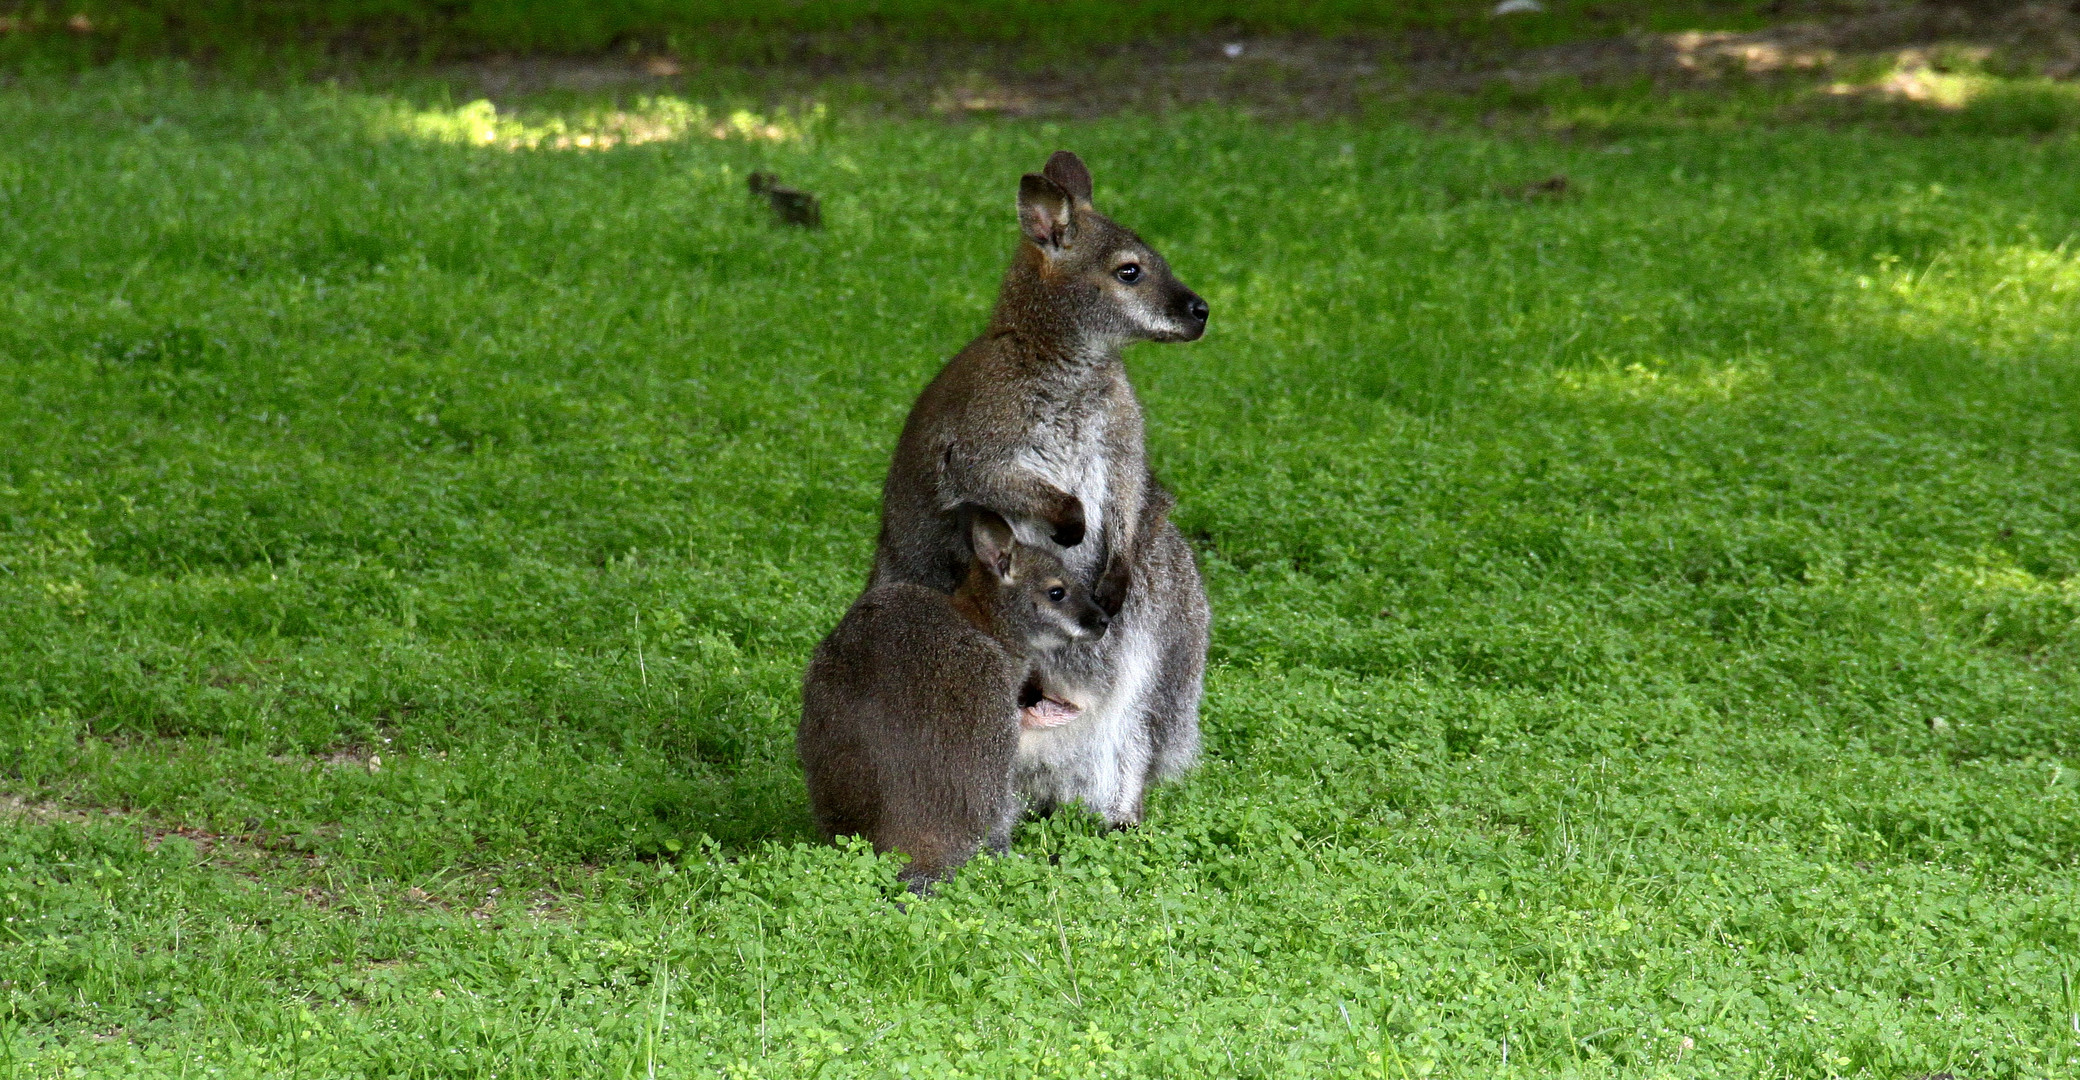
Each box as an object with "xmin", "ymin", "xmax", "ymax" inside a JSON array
[
  {"xmin": 960, "ymin": 508, "xmax": 1110, "ymax": 654},
  {"xmin": 1002, "ymin": 150, "xmax": 1209, "ymax": 348}
]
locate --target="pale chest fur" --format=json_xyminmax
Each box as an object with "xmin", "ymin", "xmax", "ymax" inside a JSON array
[{"xmin": 1010, "ymin": 406, "xmax": 1117, "ymax": 577}]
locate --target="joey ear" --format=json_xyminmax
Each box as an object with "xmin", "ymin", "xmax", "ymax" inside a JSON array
[
  {"xmin": 968, "ymin": 509, "xmax": 1018, "ymax": 582},
  {"xmin": 1017, "ymin": 173, "xmax": 1076, "ymax": 253},
  {"xmin": 1042, "ymin": 151, "xmax": 1094, "ymax": 205}
]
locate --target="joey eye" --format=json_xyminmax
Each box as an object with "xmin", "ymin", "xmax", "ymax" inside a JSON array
[
  {"xmin": 1047, "ymin": 586, "xmax": 1067, "ymax": 602},
  {"xmin": 1114, "ymin": 263, "xmax": 1142, "ymax": 284}
]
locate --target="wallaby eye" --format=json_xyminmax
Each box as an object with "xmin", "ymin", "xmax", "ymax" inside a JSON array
[
  {"xmin": 1047, "ymin": 586, "xmax": 1067, "ymax": 602},
  {"xmin": 1114, "ymin": 263, "xmax": 1142, "ymax": 284}
]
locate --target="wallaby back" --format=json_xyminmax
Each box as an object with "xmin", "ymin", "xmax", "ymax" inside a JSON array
[{"xmin": 799, "ymin": 513, "xmax": 1107, "ymax": 889}]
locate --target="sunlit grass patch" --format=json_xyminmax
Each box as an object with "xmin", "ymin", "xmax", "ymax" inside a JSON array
[
  {"xmin": 1861, "ymin": 241, "xmax": 2080, "ymax": 356},
  {"xmin": 1544, "ymin": 356, "xmax": 1773, "ymax": 405},
  {"xmin": 1444, "ymin": 39, "xmax": 2080, "ymax": 140},
  {"xmin": 368, "ymin": 95, "xmax": 820, "ymax": 150},
  {"xmin": 1816, "ymin": 50, "xmax": 2080, "ymax": 135},
  {"xmin": 1822, "ymin": 47, "xmax": 2002, "ymax": 111},
  {"xmin": 1927, "ymin": 560, "xmax": 2080, "ymax": 660}
]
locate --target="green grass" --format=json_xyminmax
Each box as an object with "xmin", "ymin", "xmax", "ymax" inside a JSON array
[
  {"xmin": 2, "ymin": 65, "xmax": 2079, "ymax": 1078},
  {"xmin": 0, "ymin": 0, "xmax": 1788, "ymax": 64}
]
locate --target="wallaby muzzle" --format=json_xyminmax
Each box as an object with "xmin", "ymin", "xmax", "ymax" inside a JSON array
[{"xmin": 1162, "ymin": 282, "xmax": 1210, "ymax": 343}]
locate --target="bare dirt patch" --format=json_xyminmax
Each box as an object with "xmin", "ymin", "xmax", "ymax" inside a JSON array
[
  {"xmin": 4, "ymin": 789, "xmax": 302, "ymax": 870},
  {"xmin": 410, "ymin": 3, "xmax": 2080, "ymax": 120}
]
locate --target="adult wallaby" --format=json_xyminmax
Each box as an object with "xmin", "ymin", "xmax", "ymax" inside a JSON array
[
  {"xmin": 800, "ymin": 510, "xmax": 1110, "ymax": 890},
  {"xmin": 871, "ymin": 151, "xmax": 1211, "ymax": 827}
]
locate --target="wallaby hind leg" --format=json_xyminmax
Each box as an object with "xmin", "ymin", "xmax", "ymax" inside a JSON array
[
  {"xmin": 984, "ymin": 796, "xmax": 1018, "ymax": 856},
  {"xmin": 1140, "ymin": 519, "xmax": 1209, "ymax": 785},
  {"xmin": 798, "ymin": 707, "xmax": 882, "ymax": 843},
  {"xmin": 885, "ymin": 828, "xmax": 975, "ymax": 893},
  {"xmin": 1142, "ymin": 643, "xmax": 1204, "ymax": 784}
]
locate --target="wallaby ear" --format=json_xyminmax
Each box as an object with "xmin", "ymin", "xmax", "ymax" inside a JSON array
[
  {"xmin": 967, "ymin": 509, "xmax": 1018, "ymax": 582},
  {"xmin": 1017, "ymin": 173, "xmax": 1076, "ymax": 254},
  {"xmin": 1042, "ymin": 151, "xmax": 1094, "ymax": 205}
]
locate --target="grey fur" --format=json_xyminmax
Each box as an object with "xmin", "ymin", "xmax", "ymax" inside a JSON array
[
  {"xmin": 800, "ymin": 512, "xmax": 1109, "ymax": 890},
  {"xmin": 869, "ymin": 151, "xmax": 1211, "ymax": 827}
]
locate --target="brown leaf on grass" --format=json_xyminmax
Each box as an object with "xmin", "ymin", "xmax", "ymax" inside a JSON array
[{"xmin": 1499, "ymin": 174, "xmax": 1571, "ymax": 200}]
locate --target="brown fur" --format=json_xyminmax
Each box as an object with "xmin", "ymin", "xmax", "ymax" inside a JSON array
[
  {"xmin": 799, "ymin": 512, "xmax": 1108, "ymax": 890},
  {"xmin": 866, "ymin": 151, "xmax": 1212, "ymax": 827},
  {"xmin": 871, "ymin": 151, "xmax": 1206, "ymax": 603}
]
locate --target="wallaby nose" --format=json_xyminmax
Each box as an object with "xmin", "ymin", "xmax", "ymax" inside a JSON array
[
  {"xmin": 1188, "ymin": 296, "xmax": 1209, "ymax": 324},
  {"xmin": 1080, "ymin": 609, "xmax": 1111, "ymax": 637}
]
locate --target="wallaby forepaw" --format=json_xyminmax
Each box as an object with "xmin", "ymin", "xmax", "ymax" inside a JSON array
[
  {"xmin": 1051, "ymin": 497, "xmax": 1087, "ymax": 547},
  {"xmin": 1094, "ymin": 560, "xmax": 1131, "ymax": 618}
]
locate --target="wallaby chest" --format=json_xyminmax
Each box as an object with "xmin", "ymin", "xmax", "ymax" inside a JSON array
[
  {"xmin": 1007, "ymin": 403, "xmax": 1115, "ymax": 563},
  {"xmin": 1022, "ymin": 358, "xmax": 1137, "ymax": 509}
]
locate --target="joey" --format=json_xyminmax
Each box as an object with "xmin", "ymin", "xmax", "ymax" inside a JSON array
[{"xmin": 799, "ymin": 510, "xmax": 1108, "ymax": 890}]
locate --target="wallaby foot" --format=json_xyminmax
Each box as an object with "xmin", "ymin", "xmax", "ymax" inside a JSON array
[
  {"xmin": 898, "ymin": 871, "xmax": 944, "ymax": 896},
  {"xmin": 985, "ymin": 799, "xmax": 1018, "ymax": 856}
]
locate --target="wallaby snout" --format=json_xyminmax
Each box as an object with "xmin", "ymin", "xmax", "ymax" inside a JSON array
[
  {"xmin": 1159, "ymin": 281, "xmax": 1211, "ymax": 343},
  {"xmin": 1051, "ymin": 582, "xmax": 1111, "ymax": 643}
]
